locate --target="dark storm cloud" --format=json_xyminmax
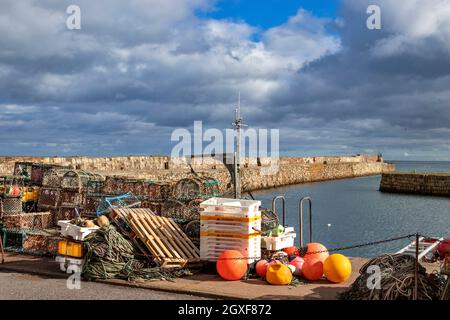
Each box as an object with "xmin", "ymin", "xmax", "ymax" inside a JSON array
[{"xmin": 0, "ymin": 0, "xmax": 449, "ymax": 159}]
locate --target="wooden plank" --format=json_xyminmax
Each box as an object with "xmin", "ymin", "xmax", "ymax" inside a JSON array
[
  {"xmin": 164, "ymin": 216, "xmax": 200, "ymax": 256},
  {"xmin": 130, "ymin": 212, "xmax": 177, "ymax": 260},
  {"xmin": 146, "ymin": 215, "xmax": 189, "ymax": 260},
  {"xmin": 124, "ymin": 209, "xmax": 199, "ymax": 268},
  {"xmin": 140, "ymin": 213, "xmax": 183, "ymax": 260},
  {"xmin": 153, "ymin": 215, "xmax": 199, "ymax": 260},
  {"xmin": 130, "ymin": 220, "xmax": 162, "ymax": 260},
  {"xmin": 129, "ymin": 213, "xmax": 167, "ymax": 261}
]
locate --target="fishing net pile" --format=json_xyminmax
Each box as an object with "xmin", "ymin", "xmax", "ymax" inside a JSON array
[
  {"xmin": 82, "ymin": 225, "xmax": 193, "ymax": 281},
  {"xmin": 339, "ymin": 254, "xmax": 444, "ymax": 300}
]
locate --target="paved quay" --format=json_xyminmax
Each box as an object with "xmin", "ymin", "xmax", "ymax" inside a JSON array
[{"xmin": 0, "ymin": 253, "xmax": 373, "ymax": 300}]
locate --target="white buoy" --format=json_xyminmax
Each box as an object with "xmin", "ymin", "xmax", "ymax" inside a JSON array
[{"xmin": 327, "ymin": 224, "xmax": 331, "ymax": 227}]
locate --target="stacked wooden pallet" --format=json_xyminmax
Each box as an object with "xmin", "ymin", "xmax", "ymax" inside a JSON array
[{"xmin": 118, "ymin": 208, "xmax": 200, "ymax": 268}]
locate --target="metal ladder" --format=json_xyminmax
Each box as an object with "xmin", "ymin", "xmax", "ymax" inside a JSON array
[
  {"xmin": 396, "ymin": 236, "xmax": 443, "ymax": 260},
  {"xmin": 271, "ymin": 195, "xmax": 286, "ymax": 227},
  {"xmin": 271, "ymin": 195, "xmax": 314, "ymax": 247}
]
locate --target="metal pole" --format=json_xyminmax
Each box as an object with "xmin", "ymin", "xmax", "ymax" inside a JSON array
[
  {"xmin": 414, "ymin": 233, "xmax": 419, "ymax": 300},
  {"xmin": 233, "ymin": 93, "xmax": 242, "ymax": 199}
]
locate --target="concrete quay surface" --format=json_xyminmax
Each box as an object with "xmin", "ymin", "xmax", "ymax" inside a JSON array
[{"xmin": 0, "ymin": 253, "xmax": 370, "ymax": 300}]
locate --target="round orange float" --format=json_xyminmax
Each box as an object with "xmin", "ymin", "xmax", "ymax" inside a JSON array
[
  {"xmin": 323, "ymin": 254, "xmax": 352, "ymax": 283},
  {"xmin": 304, "ymin": 243, "xmax": 329, "ymax": 263},
  {"xmin": 302, "ymin": 257, "xmax": 323, "ymax": 281},
  {"xmin": 216, "ymin": 250, "xmax": 248, "ymax": 281}
]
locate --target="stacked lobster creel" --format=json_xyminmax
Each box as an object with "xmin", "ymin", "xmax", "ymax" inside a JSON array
[{"xmin": 0, "ymin": 174, "xmax": 60, "ymax": 256}]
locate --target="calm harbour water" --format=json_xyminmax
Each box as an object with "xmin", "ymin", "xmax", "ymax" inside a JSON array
[{"xmin": 252, "ymin": 161, "xmax": 450, "ymax": 257}]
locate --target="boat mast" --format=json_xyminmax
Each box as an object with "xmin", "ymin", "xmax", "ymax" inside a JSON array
[{"xmin": 233, "ymin": 93, "xmax": 242, "ymax": 199}]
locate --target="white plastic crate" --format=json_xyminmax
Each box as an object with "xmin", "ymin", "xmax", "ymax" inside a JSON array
[
  {"xmin": 262, "ymin": 227, "xmax": 296, "ymax": 251},
  {"xmin": 55, "ymin": 255, "xmax": 84, "ymax": 273},
  {"xmin": 200, "ymin": 219, "xmax": 261, "ymax": 234},
  {"xmin": 57, "ymin": 220, "xmax": 99, "ymax": 241},
  {"xmin": 200, "ymin": 198, "xmax": 261, "ymax": 217},
  {"xmin": 200, "ymin": 236, "xmax": 261, "ymax": 264}
]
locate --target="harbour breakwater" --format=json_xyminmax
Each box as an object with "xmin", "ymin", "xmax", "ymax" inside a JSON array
[
  {"xmin": 380, "ymin": 172, "xmax": 450, "ymax": 197},
  {"xmin": 0, "ymin": 154, "xmax": 394, "ymax": 192}
]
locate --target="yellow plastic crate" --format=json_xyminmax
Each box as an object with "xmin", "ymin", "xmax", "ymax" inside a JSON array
[{"xmin": 58, "ymin": 240, "xmax": 84, "ymax": 258}]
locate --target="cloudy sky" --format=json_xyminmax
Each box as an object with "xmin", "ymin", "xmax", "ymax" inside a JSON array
[{"xmin": 0, "ymin": 0, "xmax": 449, "ymax": 160}]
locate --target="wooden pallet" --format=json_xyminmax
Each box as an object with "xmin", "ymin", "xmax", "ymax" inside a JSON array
[
  {"xmin": 128, "ymin": 211, "xmax": 200, "ymax": 268},
  {"xmin": 109, "ymin": 208, "xmax": 154, "ymax": 261}
]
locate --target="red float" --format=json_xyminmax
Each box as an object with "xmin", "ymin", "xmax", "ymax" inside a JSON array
[
  {"xmin": 438, "ymin": 238, "xmax": 450, "ymax": 259},
  {"xmin": 255, "ymin": 259, "xmax": 269, "ymax": 277},
  {"xmin": 289, "ymin": 257, "xmax": 305, "ymax": 276},
  {"xmin": 302, "ymin": 257, "xmax": 323, "ymax": 281}
]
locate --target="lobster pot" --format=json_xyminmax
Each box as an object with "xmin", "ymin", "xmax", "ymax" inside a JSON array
[
  {"xmin": 2, "ymin": 212, "xmax": 53, "ymax": 230},
  {"xmin": 42, "ymin": 169, "xmax": 69, "ymax": 188},
  {"xmin": 86, "ymin": 180, "xmax": 105, "ymax": 196},
  {"xmin": 30, "ymin": 164, "xmax": 53, "ymax": 186},
  {"xmin": 140, "ymin": 200, "xmax": 162, "ymax": 215},
  {"xmin": 199, "ymin": 198, "xmax": 262, "ymax": 264},
  {"xmin": 85, "ymin": 195, "xmax": 102, "ymax": 216},
  {"xmin": 102, "ymin": 177, "xmax": 123, "ymax": 195},
  {"xmin": 1, "ymin": 228, "xmax": 59, "ymax": 255},
  {"xmin": 38, "ymin": 188, "xmax": 61, "ymax": 209},
  {"xmin": 0, "ymin": 197, "xmax": 23, "ymax": 216},
  {"xmin": 55, "ymin": 207, "xmax": 80, "ymax": 224},
  {"xmin": 142, "ymin": 181, "xmax": 174, "ymax": 200},
  {"xmin": 61, "ymin": 170, "xmax": 104, "ymax": 191},
  {"xmin": 60, "ymin": 189, "xmax": 86, "ymax": 208},
  {"xmin": 14, "ymin": 162, "xmax": 33, "ymax": 179}
]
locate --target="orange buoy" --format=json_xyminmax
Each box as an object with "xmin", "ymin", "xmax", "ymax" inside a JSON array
[
  {"xmin": 323, "ymin": 254, "xmax": 352, "ymax": 283},
  {"xmin": 302, "ymin": 257, "xmax": 323, "ymax": 281},
  {"xmin": 216, "ymin": 250, "xmax": 248, "ymax": 281},
  {"xmin": 255, "ymin": 259, "xmax": 269, "ymax": 277},
  {"xmin": 304, "ymin": 243, "xmax": 329, "ymax": 263},
  {"xmin": 266, "ymin": 262, "xmax": 293, "ymax": 285},
  {"xmin": 289, "ymin": 257, "xmax": 305, "ymax": 276}
]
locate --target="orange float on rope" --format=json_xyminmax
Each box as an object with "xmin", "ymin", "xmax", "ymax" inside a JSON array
[
  {"xmin": 304, "ymin": 243, "xmax": 329, "ymax": 263},
  {"xmin": 216, "ymin": 250, "xmax": 248, "ymax": 281},
  {"xmin": 302, "ymin": 257, "xmax": 323, "ymax": 281}
]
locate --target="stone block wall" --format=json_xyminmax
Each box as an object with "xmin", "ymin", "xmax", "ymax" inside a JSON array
[
  {"xmin": 0, "ymin": 154, "xmax": 394, "ymax": 192},
  {"xmin": 380, "ymin": 173, "xmax": 450, "ymax": 197}
]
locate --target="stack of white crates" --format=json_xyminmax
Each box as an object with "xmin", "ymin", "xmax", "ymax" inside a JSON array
[{"xmin": 200, "ymin": 198, "xmax": 261, "ymax": 264}]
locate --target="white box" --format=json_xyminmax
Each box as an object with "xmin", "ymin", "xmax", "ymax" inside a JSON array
[
  {"xmin": 57, "ymin": 220, "xmax": 99, "ymax": 241},
  {"xmin": 200, "ymin": 198, "xmax": 261, "ymax": 217},
  {"xmin": 262, "ymin": 228, "xmax": 297, "ymax": 251}
]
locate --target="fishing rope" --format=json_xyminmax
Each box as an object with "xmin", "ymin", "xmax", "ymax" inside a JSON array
[{"xmin": 82, "ymin": 225, "xmax": 195, "ymax": 281}]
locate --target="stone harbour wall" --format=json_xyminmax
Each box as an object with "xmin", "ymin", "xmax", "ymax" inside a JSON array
[
  {"xmin": 380, "ymin": 173, "xmax": 450, "ymax": 197},
  {"xmin": 0, "ymin": 154, "xmax": 394, "ymax": 192}
]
